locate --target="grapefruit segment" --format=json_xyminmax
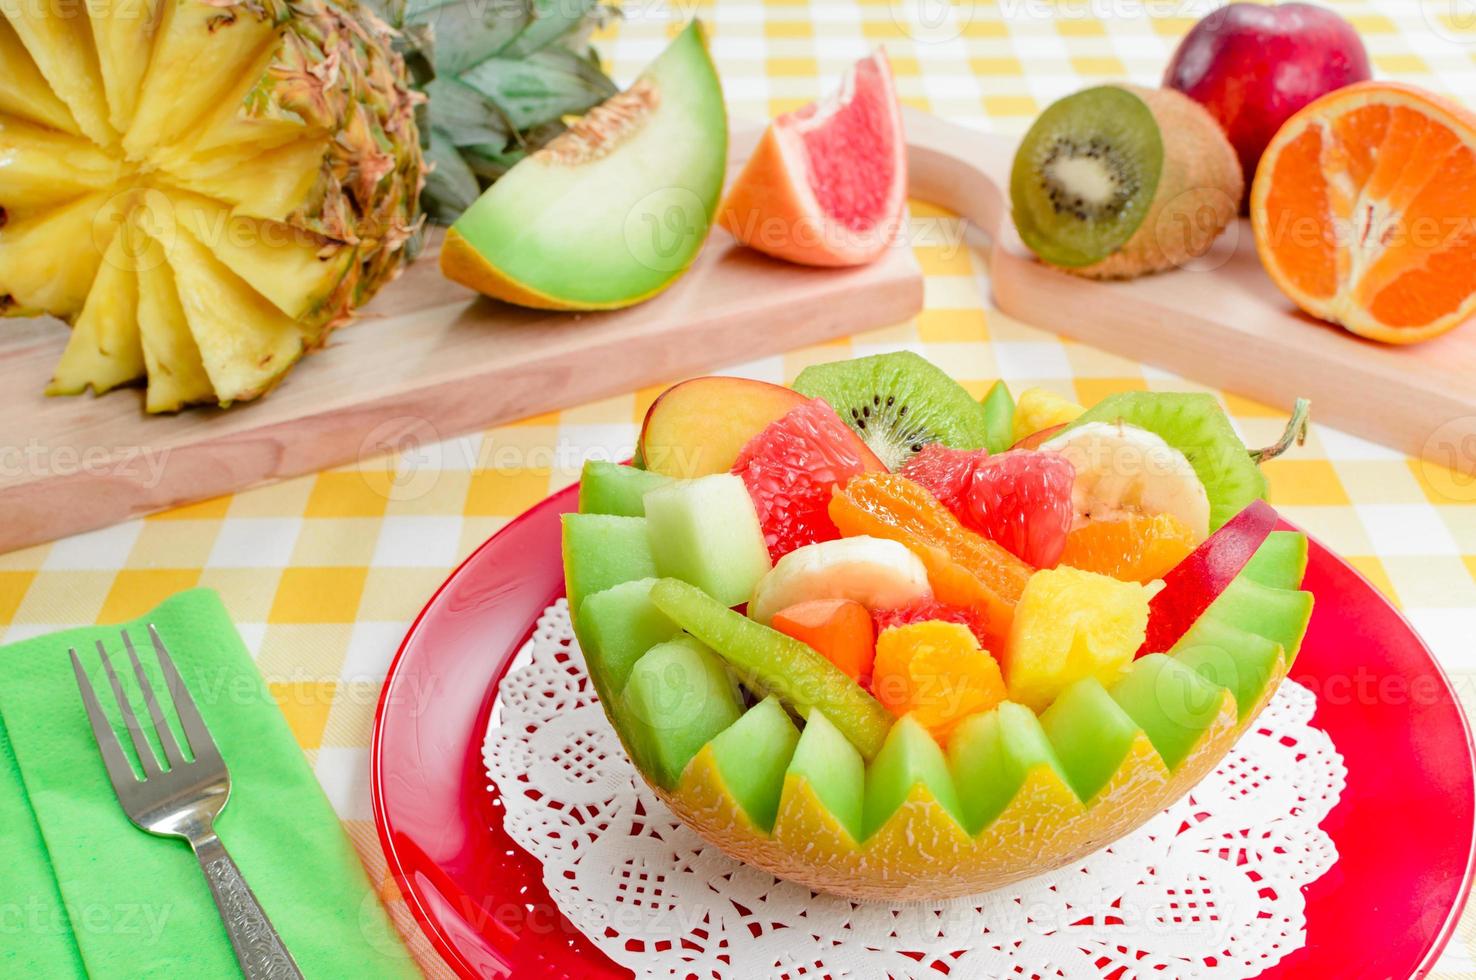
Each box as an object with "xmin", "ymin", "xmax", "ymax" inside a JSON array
[
  {"xmin": 1252, "ymin": 80, "xmax": 1476, "ymax": 343},
  {"xmin": 719, "ymin": 51, "xmax": 906, "ymax": 267}
]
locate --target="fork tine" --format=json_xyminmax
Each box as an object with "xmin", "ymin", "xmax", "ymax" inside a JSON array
[
  {"xmin": 146, "ymin": 625, "xmax": 221, "ymax": 765},
  {"xmin": 95, "ymin": 640, "xmax": 160, "ymax": 778},
  {"xmin": 122, "ymin": 631, "xmax": 188, "ymax": 769},
  {"xmin": 70, "ymin": 648, "xmax": 143, "ymax": 788}
]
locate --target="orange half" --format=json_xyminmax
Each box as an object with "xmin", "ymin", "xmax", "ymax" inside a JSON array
[{"xmin": 1251, "ymin": 81, "xmax": 1476, "ymax": 344}]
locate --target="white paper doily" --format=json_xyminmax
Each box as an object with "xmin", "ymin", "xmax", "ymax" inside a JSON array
[{"xmin": 484, "ymin": 600, "xmax": 1346, "ymax": 979}]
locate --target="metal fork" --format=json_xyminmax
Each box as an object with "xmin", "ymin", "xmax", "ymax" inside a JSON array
[{"xmin": 70, "ymin": 625, "xmax": 303, "ymax": 980}]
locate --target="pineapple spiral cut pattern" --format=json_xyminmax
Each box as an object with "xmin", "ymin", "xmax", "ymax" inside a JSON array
[{"xmin": 0, "ymin": 0, "xmax": 425, "ymax": 411}]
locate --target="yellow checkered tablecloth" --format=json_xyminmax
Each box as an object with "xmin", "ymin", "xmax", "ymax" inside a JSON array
[{"xmin": 4, "ymin": 1, "xmax": 1476, "ymax": 975}]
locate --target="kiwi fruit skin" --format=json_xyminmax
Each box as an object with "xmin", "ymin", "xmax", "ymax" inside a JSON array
[
  {"xmin": 793, "ymin": 351, "xmax": 990, "ymax": 469},
  {"xmin": 1015, "ymin": 85, "xmax": 1243, "ymax": 280},
  {"xmin": 1064, "ymin": 390, "xmax": 1266, "ymax": 531}
]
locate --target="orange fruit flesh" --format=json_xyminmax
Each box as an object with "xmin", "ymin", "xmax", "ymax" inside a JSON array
[
  {"xmin": 1253, "ymin": 81, "xmax": 1476, "ymax": 343},
  {"xmin": 870, "ymin": 621, "xmax": 1006, "ymax": 742},
  {"xmin": 1060, "ymin": 513, "xmax": 1197, "ymax": 584},
  {"xmin": 771, "ymin": 598, "xmax": 877, "ymax": 684},
  {"xmin": 829, "ymin": 472, "xmax": 1032, "ymax": 646}
]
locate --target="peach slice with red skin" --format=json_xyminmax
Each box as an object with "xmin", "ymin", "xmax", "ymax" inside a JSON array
[{"xmin": 637, "ymin": 376, "xmax": 806, "ymax": 478}]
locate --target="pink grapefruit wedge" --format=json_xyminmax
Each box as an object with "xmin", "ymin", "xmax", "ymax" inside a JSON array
[{"xmin": 719, "ymin": 51, "xmax": 906, "ymax": 267}]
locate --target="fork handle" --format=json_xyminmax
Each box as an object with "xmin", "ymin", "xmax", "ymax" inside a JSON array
[{"xmin": 192, "ymin": 833, "xmax": 304, "ymax": 980}]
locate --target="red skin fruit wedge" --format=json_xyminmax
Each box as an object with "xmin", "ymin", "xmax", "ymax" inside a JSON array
[
  {"xmin": 1139, "ymin": 498, "xmax": 1280, "ymax": 655},
  {"xmin": 899, "ymin": 444, "xmax": 984, "ymax": 514},
  {"xmin": 962, "ymin": 451, "xmax": 1075, "ymax": 569},
  {"xmin": 874, "ymin": 599, "xmax": 993, "ymax": 654},
  {"xmin": 771, "ymin": 598, "xmax": 877, "ymax": 686},
  {"xmin": 732, "ymin": 398, "xmax": 886, "ymax": 560},
  {"xmin": 1011, "ymin": 423, "xmax": 1067, "ymax": 451}
]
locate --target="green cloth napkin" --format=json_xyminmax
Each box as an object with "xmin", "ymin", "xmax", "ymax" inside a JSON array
[{"xmin": 0, "ymin": 589, "xmax": 419, "ymax": 978}]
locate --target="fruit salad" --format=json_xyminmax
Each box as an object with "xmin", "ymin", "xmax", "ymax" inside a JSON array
[{"xmin": 564, "ymin": 352, "xmax": 1313, "ymax": 900}]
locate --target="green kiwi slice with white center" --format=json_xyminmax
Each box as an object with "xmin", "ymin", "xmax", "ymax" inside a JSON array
[
  {"xmin": 793, "ymin": 351, "xmax": 990, "ymax": 469},
  {"xmin": 1010, "ymin": 85, "xmax": 1164, "ymax": 269}
]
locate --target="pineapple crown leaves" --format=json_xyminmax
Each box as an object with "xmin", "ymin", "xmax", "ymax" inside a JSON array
[{"xmin": 362, "ymin": 0, "xmax": 620, "ymax": 223}]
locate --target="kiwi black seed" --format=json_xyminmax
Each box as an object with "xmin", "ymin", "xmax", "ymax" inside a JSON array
[
  {"xmin": 1010, "ymin": 84, "xmax": 1242, "ymax": 279},
  {"xmin": 793, "ymin": 351, "xmax": 990, "ymax": 469}
]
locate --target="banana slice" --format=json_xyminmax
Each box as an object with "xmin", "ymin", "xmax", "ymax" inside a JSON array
[
  {"xmin": 749, "ymin": 536, "xmax": 932, "ymax": 625},
  {"xmin": 1040, "ymin": 421, "xmax": 1211, "ymax": 542}
]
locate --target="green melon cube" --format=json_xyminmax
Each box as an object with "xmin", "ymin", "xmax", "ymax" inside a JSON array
[
  {"xmin": 1110, "ymin": 654, "xmax": 1228, "ymax": 770},
  {"xmin": 643, "ymin": 473, "xmax": 772, "ymax": 607},
  {"xmin": 621, "ymin": 635, "xmax": 744, "ymax": 789},
  {"xmin": 709, "ymin": 696, "xmax": 801, "ymax": 832},
  {"xmin": 649, "ymin": 578, "xmax": 893, "ymax": 760},
  {"xmin": 947, "ymin": 701, "xmax": 1068, "ymax": 833},
  {"xmin": 786, "ymin": 710, "xmax": 865, "ymax": 841},
  {"xmin": 1172, "ymin": 613, "xmax": 1284, "ymax": 720},
  {"xmin": 1039, "ymin": 678, "xmax": 1141, "ymax": 802},
  {"xmin": 1240, "ymin": 530, "xmax": 1309, "ymax": 590},
  {"xmin": 562, "ymin": 514, "xmax": 658, "ymax": 615},
  {"xmin": 579, "ymin": 460, "xmax": 672, "ymax": 517},
  {"xmin": 578, "ymin": 579, "xmax": 681, "ymax": 699},
  {"xmin": 864, "ymin": 714, "xmax": 965, "ymax": 837},
  {"xmin": 1206, "ymin": 575, "xmax": 1314, "ymax": 664}
]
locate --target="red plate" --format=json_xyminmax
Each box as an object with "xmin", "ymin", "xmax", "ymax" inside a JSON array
[{"xmin": 371, "ymin": 486, "xmax": 1476, "ymax": 979}]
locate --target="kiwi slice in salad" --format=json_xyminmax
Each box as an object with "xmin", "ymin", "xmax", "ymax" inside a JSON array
[{"xmin": 793, "ymin": 351, "xmax": 990, "ymax": 469}]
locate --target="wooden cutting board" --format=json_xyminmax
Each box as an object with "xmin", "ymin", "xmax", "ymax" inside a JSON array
[
  {"xmin": 905, "ymin": 108, "xmax": 1476, "ymax": 483},
  {"xmin": 0, "ymin": 129, "xmax": 924, "ymax": 553}
]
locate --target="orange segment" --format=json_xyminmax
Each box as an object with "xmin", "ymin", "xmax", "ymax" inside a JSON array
[
  {"xmin": 829, "ymin": 472, "xmax": 1032, "ymax": 645},
  {"xmin": 871, "ymin": 621, "xmax": 1006, "ymax": 743},
  {"xmin": 1252, "ymin": 81, "xmax": 1476, "ymax": 344},
  {"xmin": 1059, "ymin": 513, "xmax": 1197, "ymax": 584}
]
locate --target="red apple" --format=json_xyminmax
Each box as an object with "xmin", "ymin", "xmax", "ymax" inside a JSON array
[
  {"xmin": 1164, "ymin": 2, "xmax": 1371, "ymax": 207},
  {"xmin": 1138, "ymin": 499, "xmax": 1279, "ymax": 656}
]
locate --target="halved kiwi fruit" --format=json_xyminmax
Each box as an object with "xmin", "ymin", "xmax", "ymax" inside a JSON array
[
  {"xmin": 1010, "ymin": 85, "xmax": 1242, "ymax": 279},
  {"xmin": 793, "ymin": 351, "xmax": 990, "ymax": 469}
]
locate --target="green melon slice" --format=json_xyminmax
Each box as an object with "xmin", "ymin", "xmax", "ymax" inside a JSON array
[
  {"xmin": 1110, "ymin": 654, "xmax": 1230, "ymax": 770},
  {"xmin": 643, "ymin": 474, "xmax": 772, "ymax": 607},
  {"xmin": 621, "ymin": 635, "xmax": 743, "ymax": 789},
  {"xmin": 649, "ymin": 578, "xmax": 893, "ymax": 760},
  {"xmin": 577, "ymin": 579, "xmax": 680, "ymax": 703},
  {"xmin": 708, "ymin": 696, "xmax": 801, "ymax": 833},
  {"xmin": 947, "ymin": 701, "xmax": 1071, "ymax": 834},
  {"xmin": 785, "ymin": 710, "xmax": 865, "ymax": 841},
  {"xmin": 578, "ymin": 460, "xmax": 672, "ymax": 517},
  {"xmin": 1206, "ymin": 575, "xmax": 1313, "ymax": 664},
  {"xmin": 1240, "ymin": 530, "xmax": 1309, "ymax": 589},
  {"xmin": 864, "ymin": 715, "xmax": 966, "ymax": 838},
  {"xmin": 445, "ymin": 22, "xmax": 727, "ymax": 310},
  {"xmin": 1172, "ymin": 614, "xmax": 1284, "ymax": 721},
  {"xmin": 562, "ymin": 514, "xmax": 658, "ymax": 615},
  {"xmin": 1039, "ymin": 678, "xmax": 1142, "ymax": 802}
]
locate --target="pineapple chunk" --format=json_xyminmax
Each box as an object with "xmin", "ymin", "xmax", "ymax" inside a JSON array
[
  {"xmin": 135, "ymin": 234, "xmax": 213, "ymax": 412},
  {"xmin": 85, "ymin": 0, "xmax": 165, "ymax": 133},
  {"xmin": 165, "ymin": 224, "xmax": 307, "ymax": 403},
  {"xmin": 0, "ymin": 0, "xmax": 116, "ymax": 145},
  {"xmin": 167, "ymin": 191, "xmax": 353, "ymax": 323},
  {"xmin": 162, "ymin": 137, "xmax": 329, "ymax": 223},
  {"xmin": 123, "ymin": 0, "xmax": 279, "ymax": 159},
  {"xmin": 0, "ymin": 116, "xmax": 122, "ymax": 211},
  {"xmin": 48, "ymin": 227, "xmax": 146, "ymax": 396},
  {"xmin": 0, "ymin": 17, "xmax": 79, "ymax": 135},
  {"xmin": 0, "ymin": 192, "xmax": 126, "ymax": 318}
]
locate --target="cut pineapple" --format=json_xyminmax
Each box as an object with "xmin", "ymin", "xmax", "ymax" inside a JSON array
[
  {"xmin": 164, "ymin": 224, "xmax": 307, "ymax": 403},
  {"xmin": 0, "ymin": 0, "xmax": 115, "ymax": 145},
  {"xmin": 0, "ymin": 0, "xmax": 423, "ymax": 411},
  {"xmin": 136, "ymin": 238, "xmax": 214, "ymax": 413},
  {"xmin": 49, "ymin": 228, "xmax": 145, "ymax": 396},
  {"xmin": 0, "ymin": 117, "xmax": 121, "ymax": 210},
  {"xmin": 0, "ymin": 17, "xmax": 78, "ymax": 134}
]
